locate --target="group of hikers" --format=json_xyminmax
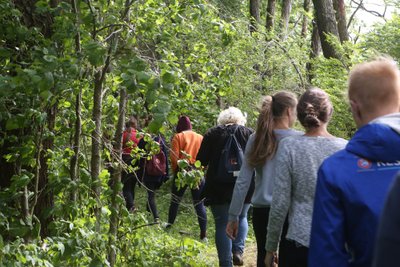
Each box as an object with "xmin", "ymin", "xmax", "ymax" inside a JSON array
[{"xmin": 120, "ymin": 57, "xmax": 400, "ymax": 267}]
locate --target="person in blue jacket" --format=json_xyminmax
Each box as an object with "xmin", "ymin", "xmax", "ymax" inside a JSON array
[
  {"xmin": 309, "ymin": 58, "xmax": 400, "ymax": 267},
  {"xmin": 373, "ymin": 172, "xmax": 400, "ymax": 267}
]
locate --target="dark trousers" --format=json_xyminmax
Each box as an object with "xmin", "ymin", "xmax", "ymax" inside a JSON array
[
  {"xmin": 252, "ymin": 207, "xmax": 290, "ymax": 267},
  {"xmin": 144, "ymin": 181, "xmax": 159, "ymax": 220},
  {"xmin": 279, "ymin": 239, "xmax": 308, "ymax": 267},
  {"xmin": 168, "ymin": 179, "xmax": 207, "ymax": 238},
  {"xmin": 122, "ymin": 155, "xmax": 137, "ymax": 210}
]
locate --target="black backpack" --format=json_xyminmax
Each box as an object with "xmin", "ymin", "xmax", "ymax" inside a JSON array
[{"xmin": 215, "ymin": 126, "xmax": 244, "ymax": 183}]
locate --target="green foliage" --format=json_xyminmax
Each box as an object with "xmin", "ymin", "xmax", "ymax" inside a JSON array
[
  {"xmin": 1, "ymin": 0, "xmax": 398, "ymax": 265},
  {"xmin": 175, "ymin": 159, "xmax": 204, "ymax": 190},
  {"xmin": 360, "ymin": 15, "xmax": 400, "ymax": 61},
  {"xmin": 310, "ymin": 56, "xmax": 355, "ymax": 139}
]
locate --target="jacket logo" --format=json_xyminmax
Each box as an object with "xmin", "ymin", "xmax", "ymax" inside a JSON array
[{"xmin": 357, "ymin": 158, "xmax": 372, "ymax": 169}]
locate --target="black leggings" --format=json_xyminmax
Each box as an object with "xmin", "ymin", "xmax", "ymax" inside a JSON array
[
  {"xmin": 167, "ymin": 179, "xmax": 207, "ymax": 238},
  {"xmin": 144, "ymin": 181, "xmax": 159, "ymax": 220},
  {"xmin": 122, "ymin": 155, "xmax": 137, "ymax": 210},
  {"xmin": 252, "ymin": 207, "xmax": 290, "ymax": 267},
  {"xmin": 279, "ymin": 239, "xmax": 308, "ymax": 267}
]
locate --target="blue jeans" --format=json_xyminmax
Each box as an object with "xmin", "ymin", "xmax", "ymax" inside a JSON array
[{"xmin": 211, "ymin": 203, "xmax": 250, "ymax": 267}]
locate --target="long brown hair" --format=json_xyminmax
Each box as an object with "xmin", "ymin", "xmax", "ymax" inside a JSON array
[{"xmin": 247, "ymin": 91, "xmax": 297, "ymax": 167}]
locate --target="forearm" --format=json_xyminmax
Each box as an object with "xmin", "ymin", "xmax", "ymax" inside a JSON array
[{"xmin": 228, "ymin": 166, "xmax": 253, "ymax": 221}]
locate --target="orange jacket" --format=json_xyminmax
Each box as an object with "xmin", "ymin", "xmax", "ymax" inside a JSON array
[{"xmin": 170, "ymin": 130, "xmax": 203, "ymax": 173}]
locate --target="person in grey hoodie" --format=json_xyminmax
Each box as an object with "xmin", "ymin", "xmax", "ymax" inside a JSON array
[
  {"xmin": 226, "ymin": 91, "xmax": 301, "ymax": 267},
  {"xmin": 265, "ymin": 88, "xmax": 348, "ymax": 267}
]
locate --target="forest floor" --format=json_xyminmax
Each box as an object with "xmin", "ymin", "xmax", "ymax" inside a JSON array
[{"xmin": 134, "ymin": 179, "xmax": 258, "ymax": 266}]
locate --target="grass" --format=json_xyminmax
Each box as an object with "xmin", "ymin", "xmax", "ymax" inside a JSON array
[{"xmin": 133, "ymin": 179, "xmax": 257, "ymax": 266}]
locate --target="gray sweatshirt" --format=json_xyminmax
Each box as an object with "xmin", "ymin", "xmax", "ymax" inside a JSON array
[
  {"xmin": 266, "ymin": 135, "xmax": 347, "ymax": 251},
  {"xmin": 228, "ymin": 129, "xmax": 303, "ymax": 222}
]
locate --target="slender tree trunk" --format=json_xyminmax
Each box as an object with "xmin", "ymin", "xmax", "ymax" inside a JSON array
[
  {"xmin": 333, "ymin": 0, "xmax": 349, "ymax": 43},
  {"xmin": 301, "ymin": 0, "xmax": 311, "ymax": 37},
  {"xmin": 249, "ymin": 0, "xmax": 260, "ymax": 32},
  {"xmin": 266, "ymin": 0, "xmax": 276, "ymax": 32},
  {"xmin": 91, "ymin": 70, "xmax": 103, "ymax": 224},
  {"xmin": 280, "ymin": 0, "xmax": 292, "ymax": 39},
  {"xmin": 108, "ymin": 87, "xmax": 127, "ymax": 266},
  {"xmin": 70, "ymin": 0, "xmax": 82, "ymax": 202},
  {"xmin": 34, "ymin": 103, "xmax": 56, "ymax": 237},
  {"xmin": 18, "ymin": 155, "xmax": 30, "ymax": 224},
  {"xmin": 306, "ymin": 19, "xmax": 321, "ymax": 83},
  {"xmin": 70, "ymin": 90, "xmax": 82, "ymax": 202},
  {"xmin": 312, "ymin": 0, "xmax": 341, "ymax": 59}
]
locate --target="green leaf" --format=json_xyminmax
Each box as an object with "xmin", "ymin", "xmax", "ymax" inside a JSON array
[
  {"xmin": 162, "ymin": 71, "xmax": 175, "ymax": 84},
  {"xmin": 194, "ymin": 160, "xmax": 201, "ymax": 168},
  {"xmin": 136, "ymin": 71, "xmax": 151, "ymax": 84},
  {"xmin": 6, "ymin": 115, "xmax": 25, "ymax": 130},
  {"xmin": 43, "ymin": 55, "xmax": 57, "ymax": 62},
  {"xmin": 89, "ymin": 257, "xmax": 103, "ymax": 267},
  {"xmin": 84, "ymin": 41, "xmax": 107, "ymax": 67}
]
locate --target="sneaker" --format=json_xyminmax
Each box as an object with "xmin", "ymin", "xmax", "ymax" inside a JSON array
[
  {"xmin": 232, "ymin": 252, "xmax": 244, "ymax": 266},
  {"xmin": 129, "ymin": 206, "xmax": 138, "ymax": 213},
  {"xmin": 200, "ymin": 237, "xmax": 208, "ymax": 243},
  {"xmin": 162, "ymin": 222, "xmax": 172, "ymax": 229}
]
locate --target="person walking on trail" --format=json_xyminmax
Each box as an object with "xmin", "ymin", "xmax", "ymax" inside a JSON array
[
  {"xmin": 121, "ymin": 116, "xmax": 141, "ymax": 212},
  {"xmin": 166, "ymin": 116, "xmax": 207, "ymax": 241},
  {"xmin": 137, "ymin": 133, "xmax": 169, "ymax": 223},
  {"xmin": 309, "ymin": 58, "xmax": 400, "ymax": 267},
  {"xmin": 265, "ymin": 88, "xmax": 347, "ymax": 267},
  {"xmin": 197, "ymin": 107, "xmax": 254, "ymax": 267},
  {"xmin": 226, "ymin": 92, "xmax": 302, "ymax": 267}
]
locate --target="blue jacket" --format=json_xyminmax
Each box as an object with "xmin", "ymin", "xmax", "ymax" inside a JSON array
[{"xmin": 309, "ymin": 116, "xmax": 400, "ymax": 267}]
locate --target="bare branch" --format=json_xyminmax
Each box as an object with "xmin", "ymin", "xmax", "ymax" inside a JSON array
[
  {"xmin": 347, "ymin": 0, "xmax": 364, "ymax": 29},
  {"xmin": 350, "ymin": 0, "xmax": 388, "ymax": 21}
]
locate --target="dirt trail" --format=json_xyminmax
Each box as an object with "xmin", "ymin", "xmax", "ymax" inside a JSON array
[{"xmin": 241, "ymin": 242, "xmax": 257, "ymax": 267}]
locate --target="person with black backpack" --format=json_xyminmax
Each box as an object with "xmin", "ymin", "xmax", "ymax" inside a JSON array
[{"xmin": 197, "ymin": 107, "xmax": 254, "ymax": 267}]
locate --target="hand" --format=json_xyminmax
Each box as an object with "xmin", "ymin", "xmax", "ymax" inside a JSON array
[
  {"xmin": 264, "ymin": 251, "xmax": 278, "ymax": 267},
  {"xmin": 225, "ymin": 220, "xmax": 239, "ymax": 240}
]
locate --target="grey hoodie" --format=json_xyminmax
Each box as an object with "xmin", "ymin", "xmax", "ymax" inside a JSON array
[
  {"xmin": 228, "ymin": 129, "xmax": 303, "ymax": 221},
  {"xmin": 371, "ymin": 112, "xmax": 400, "ymax": 134}
]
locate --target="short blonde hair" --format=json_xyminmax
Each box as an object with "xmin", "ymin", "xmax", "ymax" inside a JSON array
[
  {"xmin": 217, "ymin": 107, "xmax": 247, "ymax": 126},
  {"xmin": 348, "ymin": 57, "xmax": 400, "ymax": 111}
]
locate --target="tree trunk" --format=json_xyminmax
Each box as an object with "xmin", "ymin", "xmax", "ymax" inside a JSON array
[
  {"xmin": 70, "ymin": 0, "xmax": 82, "ymax": 202},
  {"xmin": 34, "ymin": 104, "xmax": 56, "ymax": 237},
  {"xmin": 301, "ymin": 0, "xmax": 311, "ymax": 37},
  {"xmin": 249, "ymin": 0, "xmax": 260, "ymax": 32},
  {"xmin": 280, "ymin": 0, "xmax": 292, "ymax": 39},
  {"xmin": 108, "ymin": 87, "xmax": 127, "ymax": 266},
  {"xmin": 266, "ymin": 0, "xmax": 276, "ymax": 32},
  {"xmin": 312, "ymin": 0, "xmax": 341, "ymax": 59},
  {"xmin": 333, "ymin": 0, "xmax": 349, "ymax": 43},
  {"xmin": 306, "ymin": 19, "xmax": 321, "ymax": 83},
  {"xmin": 91, "ymin": 70, "xmax": 103, "ymax": 224},
  {"xmin": 70, "ymin": 90, "xmax": 82, "ymax": 202}
]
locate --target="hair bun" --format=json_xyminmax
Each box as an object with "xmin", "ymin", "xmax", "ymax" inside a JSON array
[{"xmin": 304, "ymin": 102, "xmax": 320, "ymax": 127}]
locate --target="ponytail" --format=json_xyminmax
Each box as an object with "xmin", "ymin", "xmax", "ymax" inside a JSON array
[{"xmin": 247, "ymin": 92, "xmax": 297, "ymax": 167}]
